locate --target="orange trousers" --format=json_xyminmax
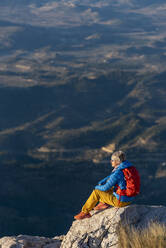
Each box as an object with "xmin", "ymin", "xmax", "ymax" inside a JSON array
[{"xmin": 82, "ymin": 188, "xmax": 131, "ymax": 214}]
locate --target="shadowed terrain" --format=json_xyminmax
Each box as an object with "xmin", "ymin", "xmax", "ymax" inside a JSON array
[{"xmin": 0, "ymin": 0, "xmax": 166, "ymax": 237}]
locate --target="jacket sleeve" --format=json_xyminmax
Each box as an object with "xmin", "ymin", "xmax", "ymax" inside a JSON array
[
  {"xmin": 98, "ymin": 175, "xmax": 110, "ymax": 185},
  {"xmin": 95, "ymin": 170, "xmax": 121, "ymax": 191}
]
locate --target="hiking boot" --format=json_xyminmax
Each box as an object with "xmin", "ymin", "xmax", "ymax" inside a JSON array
[
  {"xmin": 74, "ymin": 211, "xmax": 91, "ymax": 220},
  {"xmin": 94, "ymin": 202, "xmax": 110, "ymax": 210}
]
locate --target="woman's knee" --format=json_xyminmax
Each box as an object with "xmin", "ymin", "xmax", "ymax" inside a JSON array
[
  {"xmin": 94, "ymin": 189, "xmax": 100, "ymax": 193},
  {"xmin": 93, "ymin": 189, "xmax": 101, "ymax": 198}
]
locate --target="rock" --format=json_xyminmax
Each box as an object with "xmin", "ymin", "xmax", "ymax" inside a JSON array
[
  {"xmin": 0, "ymin": 235, "xmax": 64, "ymax": 248},
  {"xmin": 61, "ymin": 205, "xmax": 166, "ymax": 248},
  {"xmin": 1, "ymin": 205, "xmax": 166, "ymax": 248}
]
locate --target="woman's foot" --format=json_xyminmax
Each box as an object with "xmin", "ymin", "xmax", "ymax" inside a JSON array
[
  {"xmin": 74, "ymin": 211, "xmax": 91, "ymax": 220},
  {"xmin": 94, "ymin": 202, "xmax": 110, "ymax": 210}
]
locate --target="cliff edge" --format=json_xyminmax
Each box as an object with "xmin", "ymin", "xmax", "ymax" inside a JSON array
[
  {"xmin": 0, "ymin": 205, "xmax": 166, "ymax": 248},
  {"xmin": 61, "ymin": 204, "xmax": 166, "ymax": 248}
]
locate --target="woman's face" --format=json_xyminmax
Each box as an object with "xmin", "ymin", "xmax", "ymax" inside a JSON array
[{"xmin": 110, "ymin": 158, "xmax": 120, "ymax": 168}]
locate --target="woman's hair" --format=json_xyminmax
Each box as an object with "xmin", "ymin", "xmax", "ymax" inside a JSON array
[{"xmin": 111, "ymin": 151, "xmax": 126, "ymax": 162}]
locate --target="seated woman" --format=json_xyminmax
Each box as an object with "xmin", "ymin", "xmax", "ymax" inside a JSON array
[{"xmin": 74, "ymin": 150, "xmax": 140, "ymax": 220}]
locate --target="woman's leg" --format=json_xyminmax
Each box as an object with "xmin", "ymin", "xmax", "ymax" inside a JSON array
[{"xmin": 82, "ymin": 189, "xmax": 131, "ymax": 213}]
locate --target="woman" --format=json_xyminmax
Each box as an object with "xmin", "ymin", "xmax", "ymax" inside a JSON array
[{"xmin": 74, "ymin": 150, "xmax": 140, "ymax": 220}]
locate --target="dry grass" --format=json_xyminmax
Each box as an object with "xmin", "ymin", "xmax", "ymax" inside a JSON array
[{"xmin": 118, "ymin": 222, "xmax": 166, "ymax": 248}]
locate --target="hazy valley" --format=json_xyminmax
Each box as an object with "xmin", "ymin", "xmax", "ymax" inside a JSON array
[{"xmin": 0, "ymin": 0, "xmax": 166, "ymax": 237}]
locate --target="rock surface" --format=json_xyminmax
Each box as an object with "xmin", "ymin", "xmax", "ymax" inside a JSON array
[
  {"xmin": 0, "ymin": 205, "xmax": 166, "ymax": 248},
  {"xmin": 0, "ymin": 235, "xmax": 64, "ymax": 248},
  {"xmin": 61, "ymin": 205, "xmax": 166, "ymax": 248}
]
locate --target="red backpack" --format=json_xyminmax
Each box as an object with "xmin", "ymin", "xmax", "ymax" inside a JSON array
[{"xmin": 116, "ymin": 166, "xmax": 140, "ymax": 197}]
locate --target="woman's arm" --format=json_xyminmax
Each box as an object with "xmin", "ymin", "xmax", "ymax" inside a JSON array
[
  {"xmin": 95, "ymin": 170, "xmax": 122, "ymax": 191},
  {"xmin": 98, "ymin": 175, "xmax": 110, "ymax": 185}
]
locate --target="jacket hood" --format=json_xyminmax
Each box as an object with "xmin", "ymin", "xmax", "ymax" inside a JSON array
[{"xmin": 116, "ymin": 160, "xmax": 132, "ymax": 170}]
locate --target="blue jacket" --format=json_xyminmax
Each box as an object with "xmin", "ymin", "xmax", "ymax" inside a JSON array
[{"xmin": 95, "ymin": 160, "xmax": 135, "ymax": 202}]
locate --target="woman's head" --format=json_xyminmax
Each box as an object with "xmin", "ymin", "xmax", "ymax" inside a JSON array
[{"xmin": 111, "ymin": 151, "xmax": 126, "ymax": 168}]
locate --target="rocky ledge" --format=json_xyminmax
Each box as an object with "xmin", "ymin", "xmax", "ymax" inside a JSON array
[{"xmin": 1, "ymin": 205, "xmax": 166, "ymax": 248}]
